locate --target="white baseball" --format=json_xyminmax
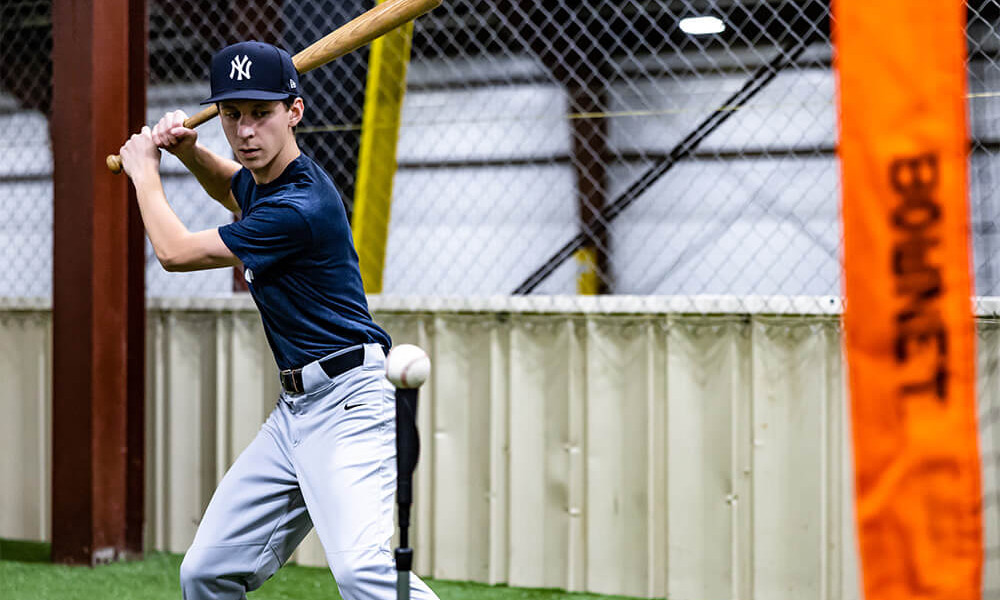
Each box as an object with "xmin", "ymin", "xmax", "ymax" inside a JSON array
[{"xmin": 385, "ymin": 344, "xmax": 430, "ymax": 389}]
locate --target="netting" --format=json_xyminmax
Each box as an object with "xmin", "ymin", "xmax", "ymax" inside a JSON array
[
  {"xmin": 0, "ymin": 0, "xmax": 52, "ymax": 299},
  {"xmin": 0, "ymin": 1, "xmax": 999, "ymax": 305},
  {"xmin": 0, "ymin": 0, "xmax": 839, "ymax": 302},
  {"xmin": 383, "ymin": 0, "xmax": 835, "ymax": 302}
]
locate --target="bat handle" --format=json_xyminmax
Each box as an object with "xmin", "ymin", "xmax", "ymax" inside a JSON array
[
  {"xmin": 106, "ymin": 154, "xmax": 124, "ymax": 174},
  {"xmin": 106, "ymin": 105, "xmax": 219, "ymax": 174}
]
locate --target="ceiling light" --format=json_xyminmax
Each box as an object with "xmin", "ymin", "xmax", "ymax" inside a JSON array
[{"xmin": 680, "ymin": 16, "xmax": 726, "ymax": 35}]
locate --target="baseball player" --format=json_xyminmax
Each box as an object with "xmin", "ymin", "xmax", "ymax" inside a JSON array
[{"xmin": 118, "ymin": 41, "xmax": 439, "ymax": 600}]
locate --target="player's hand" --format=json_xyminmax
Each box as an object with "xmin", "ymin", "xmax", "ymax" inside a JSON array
[
  {"xmin": 119, "ymin": 126, "xmax": 161, "ymax": 183},
  {"xmin": 151, "ymin": 110, "xmax": 198, "ymax": 158}
]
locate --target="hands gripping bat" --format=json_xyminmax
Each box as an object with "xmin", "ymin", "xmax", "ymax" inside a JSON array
[{"xmin": 107, "ymin": 0, "xmax": 441, "ymax": 173}]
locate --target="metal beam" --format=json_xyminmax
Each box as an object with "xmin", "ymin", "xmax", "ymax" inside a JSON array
[
  {"xmin": 125, "ymin": 0, "xmax": 148, "ymax": 557},
  {"xmin": 51, "ymin": 0, "xmax": 146, "ymax": 565}
]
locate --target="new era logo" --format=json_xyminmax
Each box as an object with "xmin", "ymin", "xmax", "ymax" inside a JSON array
[{"xmin": 230, "ymin": 55, "xmax": 252, "ymax": 81}]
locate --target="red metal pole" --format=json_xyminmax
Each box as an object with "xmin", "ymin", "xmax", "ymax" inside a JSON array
[
  {"xmin": 125, "ymin": 0, "xmax": 149, "ymax": 557},
  {"xmin": 51, "ymin": 0, "xmax": 146, "ymax": 564}
]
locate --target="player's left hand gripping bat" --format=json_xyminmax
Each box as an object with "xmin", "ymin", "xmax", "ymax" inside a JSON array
[{"xmin": 107, "ymin": 0, "xmax": 442, "ymax": 173}]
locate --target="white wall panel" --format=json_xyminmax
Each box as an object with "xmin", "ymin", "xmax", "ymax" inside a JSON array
[
  {"xmin": 0, "ymin": 181, "xmax": 53, "ymax": 298},
  {"xmin": 427, "ymin": 315, "xmax": 496, "ymax": 583},
  {"xmin": 608, "ymin": 70, "xmax": 836, "ymax": 154},
  {"xmin": 750, "ymin": 319, "xmax": 844, "ymax": 600},
  {"xmin": 607, "ymin": 159, "xmax": 841, "ymax": 297},
  {"xmin": 7, "ymin": 304, "xmax": 1000, "ymax": 599},
  {"xmin": 584, "ymin": 317, "xmax": 666, "ymax": 598},
  {"xmin": 398, "ymin": 85, "xmax": 570, "ymax": 162},
  {"xmin": 975, "ymin": 322, "xmax": 1000, "ymax": 597},
  {"xmin": 666, "ymin": 318, "xmax": 749, "ymax": 600},
  {"xmin": 150, "ymin": 312, "xmax": 220, "ymax": 553},
  {"xmin": 0, "ymin": 110, "xmax": 51, "ymax": 176},
  {"xmin": 384, "ymin": 166, "xmax": 578, "ymax": 295},
  {"xmin": 0, "ymin": 311, "xmax": 50, "ymax": 541},
  {"xmin": 506, "ymin": 317, "xmax": 581, "ymax": 591}
]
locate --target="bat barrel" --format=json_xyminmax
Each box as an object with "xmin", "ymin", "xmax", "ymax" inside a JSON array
[{"xmin": 292, "ymin": 0, "xmax": 442, "ymax": 74}]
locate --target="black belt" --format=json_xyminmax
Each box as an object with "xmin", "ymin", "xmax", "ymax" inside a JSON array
[{"xmin": 279, "ymin": 347, "xmax": 365, "ymax": 395}]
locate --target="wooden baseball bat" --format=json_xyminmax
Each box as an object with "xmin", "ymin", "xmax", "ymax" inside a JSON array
[{"xmin": 107, "ymin": 0, "xmax": 441, "ymax": 173}]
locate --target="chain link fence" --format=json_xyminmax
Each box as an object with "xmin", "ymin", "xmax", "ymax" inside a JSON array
[
  {"xmin": 970, "ymin": 3, "xmax": 1000, "ymax": 306},
  {"xmin": 2, "ymin": 0, "xmax": 839, "ymax": 302},
  {"xmin": 1, "ymin": 0, "xmax": 52, "ymax": 299},
  {"xmin": 1, "ymin": 1, "xmax": 1000, "ymax": 305},
  {"xmin": 387, "ymin": 0, "xmax": 837, "ymax": 303}
]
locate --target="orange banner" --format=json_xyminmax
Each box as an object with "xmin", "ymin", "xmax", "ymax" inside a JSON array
[{"xmin": 835, "ymin": 1, "xmax": 983, "ymax": 599}]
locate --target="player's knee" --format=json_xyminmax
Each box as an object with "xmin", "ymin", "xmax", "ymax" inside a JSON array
[
  {"xmin": 181, "ymin": 544, "xmax": 278, "ymax": 598},
  {"xmin": 179, "ymin": 548, "xmax": 208, "ymax": 593},
  {"xmin": 330, "ymin": 558, "xmax": 362, "ymax": 595},
  {"xmin": 330, "ymin": 550, "xmax": 387, "ymax": 597},
  {"xmin": 180, "ymin": 546, "xmax": 228, "ymax": 593},
  {"xmin": 180, "ymin": 545, "xmax": 251, "ymax": 597}
]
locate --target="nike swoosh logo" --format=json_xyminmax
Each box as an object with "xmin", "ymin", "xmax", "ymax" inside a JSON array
[{"xmin": 344, "ymin": 402, "xmax": 364, "ymax": 410}]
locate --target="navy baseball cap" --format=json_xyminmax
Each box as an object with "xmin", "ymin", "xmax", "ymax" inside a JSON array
[{"xmin": 201, "ymin": 41, "xmax": 300, "ymax": 104}]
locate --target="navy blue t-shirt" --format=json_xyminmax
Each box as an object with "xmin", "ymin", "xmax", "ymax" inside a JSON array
[{"xmin": 218, "ymin": 154, "xmax": 390, "ymax": 370}]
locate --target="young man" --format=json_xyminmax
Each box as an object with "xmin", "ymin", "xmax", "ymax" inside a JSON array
[{"xmin": 119, "ymin": 41, "xmax": 439, "ymax": 600}]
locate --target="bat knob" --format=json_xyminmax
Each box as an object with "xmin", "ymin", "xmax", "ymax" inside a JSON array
[{"xmin": 106, "ymin": 154, "xmax": 124, "ymax": 174}]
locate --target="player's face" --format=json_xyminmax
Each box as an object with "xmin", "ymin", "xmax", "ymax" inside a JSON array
[{"xmin": 218, "ymin": 98, "xmax": 303, "ymax": 182}]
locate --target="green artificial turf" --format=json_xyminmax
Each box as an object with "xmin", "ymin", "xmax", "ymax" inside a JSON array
[
  {"xmin": 0, "ymin": 547, "xmax": 650, "ymax": 600},
  {"xmin": 0, "ymin": 538, "xmax": 51, "ymax": 563}
]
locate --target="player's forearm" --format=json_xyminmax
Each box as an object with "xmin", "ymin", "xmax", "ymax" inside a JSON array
[
  {"xmin": 130, "ymin": 171, "xmax": 228, "ymax": 271},
  {"xmin": 130, "ymin": 171, "xmax": 193, "ymax": 266},
  {"xmin": 175, "ymin": 143, "xmax": 242, "ymax": 213}
]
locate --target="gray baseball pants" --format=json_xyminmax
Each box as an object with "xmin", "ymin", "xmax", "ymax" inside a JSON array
[{"xmin": 180, "ymin": 344, "xmax": 439, "ymax": 600}]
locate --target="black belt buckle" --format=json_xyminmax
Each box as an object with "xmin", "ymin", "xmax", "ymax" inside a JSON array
[{"xmin": 280, "ymin": 368, "xmax": 305, "ymax": 394}]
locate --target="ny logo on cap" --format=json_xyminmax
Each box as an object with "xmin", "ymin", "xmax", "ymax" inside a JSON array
[{"xmin": 230, "ymin": 55, "xmax": 252, "ymax": 81}]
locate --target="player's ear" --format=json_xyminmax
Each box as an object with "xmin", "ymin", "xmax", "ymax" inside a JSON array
[{"xmin": 288, "ymin": 97, "xmax": 304, "ymax": 128}]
